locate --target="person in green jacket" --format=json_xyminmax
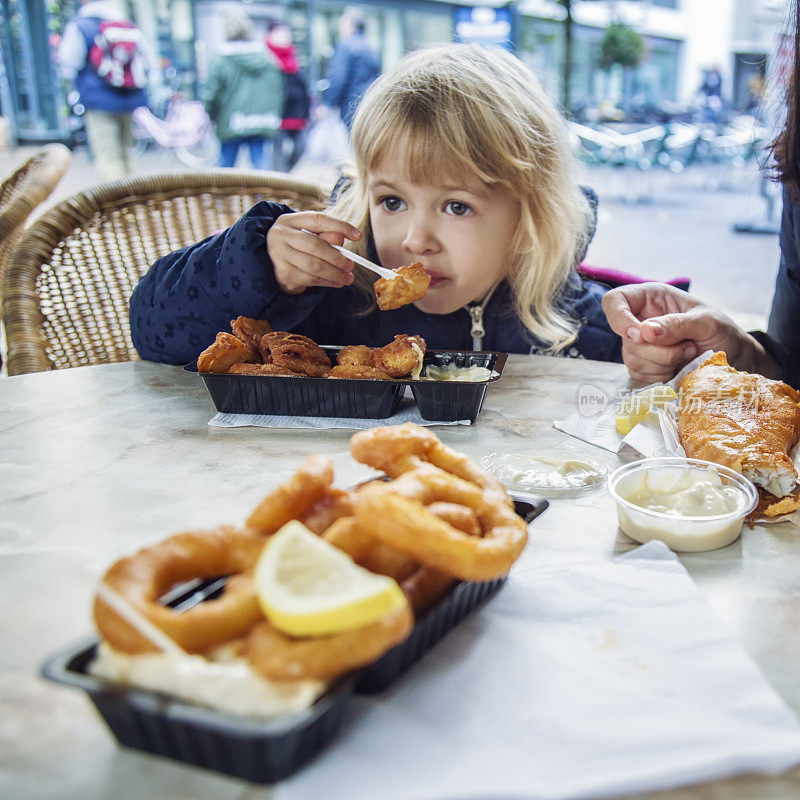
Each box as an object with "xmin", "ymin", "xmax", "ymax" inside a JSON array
[{"xmin": 203, "ymin": 12, "xmax": 284, "ymax": 169}]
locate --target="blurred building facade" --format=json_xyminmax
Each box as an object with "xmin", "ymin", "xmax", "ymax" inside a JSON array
[{"xmin": 0, "ymin": 0, "xmax": 790, "ymax": 146}]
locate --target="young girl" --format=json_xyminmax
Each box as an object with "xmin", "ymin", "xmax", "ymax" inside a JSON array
[{"xmin": 130, "ymin": 44, "xmax": 621, "ymax": 364}]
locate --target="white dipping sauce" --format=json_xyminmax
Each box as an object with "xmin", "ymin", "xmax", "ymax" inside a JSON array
[
  {"xmin": 613, "ymin": 465, "xmax": 750, "ymax": 552},
  {"xmin": 422, "ymin": 363, "xmax": 494, "ymax": 382},
  {"xmin": 491, "ymin": 454, "xmax": 605, "ymax": 493},
  {"xmin": 90, "ymin": 643, "xmax": 325, "ymax": 719}
]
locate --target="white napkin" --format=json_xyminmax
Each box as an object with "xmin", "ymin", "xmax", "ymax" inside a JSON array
[
  {"xmin": 553, "ymin": 352, "xmax": 713, "ymax": 456},
  {"xmin": 208, "ymin": 396, "xmax": 471, "ymax": 430},
  {"xmin": 277, "ymin": 541, "xmax": 800, "ymax": 800}
]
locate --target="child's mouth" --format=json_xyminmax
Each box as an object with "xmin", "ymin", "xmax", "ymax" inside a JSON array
[{"xmin": 426, "ymin": 274, "xmax": 448, "ymax": 288}]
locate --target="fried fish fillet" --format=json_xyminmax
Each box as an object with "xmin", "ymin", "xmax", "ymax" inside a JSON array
[
  {"xmin": 678, "ymin": 352, "xmax": 800, "ymax": 515},
  {"xmin": 374, "ymin": 263, "xmax": 431, "ymax": 310}
]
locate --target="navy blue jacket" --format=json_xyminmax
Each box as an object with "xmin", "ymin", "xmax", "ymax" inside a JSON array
[
  {"xmin": 130, "ymin": 202, "xmax": 623, "ymax": 365},
  {"xmin": 755, "ymin": 187, "xmax": 800, "ymax": 389},
  {"xmin": 75, "ymin": 17, "xmax": 148, "ymax": 113},
  {"xmin": 324, "ymin": 33, "xmax": 380, "ymax": 128}
]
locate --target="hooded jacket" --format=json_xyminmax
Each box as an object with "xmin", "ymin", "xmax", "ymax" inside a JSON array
[
  {"xmin": 203, "ymin": 42, "xmax": 284, "ymax": 141},
  {"xmin": 129, "ymin": 202, "xmax": 622, "ymax": 366},
  {"xmin": 266, "ymin": 40, "xmax": 311, "ymax": 130}
]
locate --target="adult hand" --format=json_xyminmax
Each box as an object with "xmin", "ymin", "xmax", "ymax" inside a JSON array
[
  {"xmin": 267, "ymin": 211, "xmax": 361, "ymax": 294},
  {"xmin": 601, "ymin": 282, "xmax": 774, "ymax": 383}
]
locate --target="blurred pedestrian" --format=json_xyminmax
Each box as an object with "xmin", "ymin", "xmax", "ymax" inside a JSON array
[
  {"xmin": 266, "ymin": 20, "xmax": 311, "ymax": 171},
  {"xmin": 697, "ymin": 65, "xmax": 724, "ymax": 124},
  {"xmin": 324, "ymin": 7, "xmax": 380, "ymax": 131},
  {"xmin": 57, "ymin": 0, "xmax": 151, "ymax": 181},
  {"xmin": 203, "ymin": 12, "xmax": 284, "ymax": 169}
]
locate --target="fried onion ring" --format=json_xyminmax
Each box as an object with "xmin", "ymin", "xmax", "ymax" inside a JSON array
[
  {"xmin": 350, "ymin": 423, "xmax": 509, "ymax": 506},
  {"xmin": 353, "ymin": 464, "xmax": 527, "ymax": 581},
  {"xmin": 374, "ymin": 262, "xmax": 431, "ymax": 310},
  {"xmin": 246, "ymin": 454, "xmax": 334, "ymax": 535},
  {"xmin": 197, "ymin": 332, "xmax": 258, "ymax": 374},
  {"xmin": 93, "ymin": 525, "xmax": 265, "ymax": 654},
  {"xmin": 230, "ymin": 316, "xmax": 272, "ymax": 350},
  {"xmin": 259, "ymin": 332, "xmax": 332, "ymax": 377},
  {"xmin": 244, "ymin": 604, "xmax": 413, "ymax": 681}
]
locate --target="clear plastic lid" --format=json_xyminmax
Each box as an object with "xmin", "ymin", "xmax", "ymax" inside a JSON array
[{"xmin": 481, "ymin": 446, "xmax": 613, "ymax": 498}]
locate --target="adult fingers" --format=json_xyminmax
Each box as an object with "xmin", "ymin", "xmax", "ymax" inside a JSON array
[
  {"xmin": 601, "ymin": 287, "xmax": 646, "ymax": 340},
  {"xmin": 639, "ymin": 307, "xmax": 725, "ymax": 347},
  {"xmin": 621, "ymin": 339, "xmax": 696, "ymax": 383}
]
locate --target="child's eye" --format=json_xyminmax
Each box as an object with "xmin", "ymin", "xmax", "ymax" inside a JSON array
[
  {"xmin": 445, "ymin": 201, "xmax": 472, "ymax": 216},
  {"xmin": 380, "ymin": 196, "xmax": 406, "ymax": 212}
]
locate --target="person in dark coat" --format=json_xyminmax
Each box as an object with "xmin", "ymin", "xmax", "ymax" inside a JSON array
[
  {"xmin": 324, "ymin": 8, "xmax": 380, "ymax": 130},
  {"xmin": 130, "ymin": 44, "xmax": 622, "ymax": 367},
  {"xmin": 602, "ymin": 6, "xmax": 800, "ymax": 389},
  {"xmin": 266, "ymin": 21, "xmax": 311, "ymax": 171}
]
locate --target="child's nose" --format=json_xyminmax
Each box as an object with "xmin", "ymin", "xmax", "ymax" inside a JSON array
[{"xmin": 402, "ymin": 219, "xmax": 437, "ymax": 255}]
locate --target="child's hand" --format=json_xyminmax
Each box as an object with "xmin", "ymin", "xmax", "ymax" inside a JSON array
[{"xmin": 267, "ymin": 211, "xmax": 362, "ymax": 294}]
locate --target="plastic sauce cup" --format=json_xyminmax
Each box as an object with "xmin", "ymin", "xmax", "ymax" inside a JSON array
[{"xmin": 608, "ymin": 457, "xmax": 758, "ymax": 553}]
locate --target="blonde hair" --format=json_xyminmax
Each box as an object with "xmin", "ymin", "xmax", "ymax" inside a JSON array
[{"xmin": 330, "ymin": 43, "xmax": 590, "ymax": 353}]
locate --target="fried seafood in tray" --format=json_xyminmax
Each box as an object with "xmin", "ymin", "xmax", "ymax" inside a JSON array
[
  {"xmin": 191, "ymin": 317, "xmax": 506, "ymax": 421},
  {"xmin": 41, "ymin": 425, "xmax": 544, "ymax": 784}
]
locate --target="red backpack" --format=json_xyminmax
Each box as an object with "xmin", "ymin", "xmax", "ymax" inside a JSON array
[{"xmin": 89, "ymin": 20, "xmax": 147, "ymax": 89}]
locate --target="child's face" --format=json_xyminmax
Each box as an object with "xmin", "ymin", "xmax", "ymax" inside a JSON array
[{"xmin": 367, "ymin": 159, "xmax": 521, "ymax": 314}]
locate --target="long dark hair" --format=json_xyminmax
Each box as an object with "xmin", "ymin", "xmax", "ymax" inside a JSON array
[{"xmin": 771, "ymin": 0, "xmax": 800, "ymax": 196}]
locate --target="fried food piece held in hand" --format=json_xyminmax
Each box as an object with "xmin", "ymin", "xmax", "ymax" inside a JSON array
[
  {"xmin": 197, "ymin": 332, "xmax": 258, "ymax": 374},
  {"xmin": 337, "ymin": 345, "xmax": 375, "ymax": 368},
  {"xmin": 372, "ymin": 335, "xmax": 426, "ymax": 378},
  {"xmin": 374, "ymin": 262, "xmax": 431, "ymax": 310},
  {"xmin": 230, "ymin": 317, "xmax": 273, "ymax": 350}
]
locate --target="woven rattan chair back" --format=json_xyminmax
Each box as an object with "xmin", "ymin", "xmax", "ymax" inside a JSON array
[
  {"xmin": 0, "ymin": 144, "xmax": 71, "ymax": 302},
  {"xmin": 4, "ymin": 170, "xmax": 330, "ymax": 375}
]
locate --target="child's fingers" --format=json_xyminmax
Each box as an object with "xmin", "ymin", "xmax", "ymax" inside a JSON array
[
  {"xmin": 291, "ymin": 229, "xmax": 356, "ymax": 274},
  {"xmin": 293, "ymin": 211, "xmax": 362, "ymax": 242},
  {"xmin": 283, "ymin": 255, "xmax": 354, "ymax": 291}
]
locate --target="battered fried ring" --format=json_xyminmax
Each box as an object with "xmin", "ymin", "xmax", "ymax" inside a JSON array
[
  {"xmin": 350, "ymin": 423, "xmax": 509, "ymax": 506},
  {"xmin": 425, "ymin": 501, "xmax": 482, "ymax": 538},
  {"xmin": 244, "ymin": 604, "xmax": 413, "ymax": 681},
  {"xmin": 197, "ymin": 332, "xmax": 258, "ymax": 374},
  {"xmin": 374, "ymin": 262, "xmax": 431, "ymax": 310},
  {"xmin": 259, "ymin": 332, "xmax": 332, "ymax": 377},
  {"xmin": 353, "ymin": 464, "xmax": 527, "ymax": 582},
  {"xmin": 329, "ymin": 364, "xmax": 393, "ymax": 380},
  {"xmin": 298, "ymin": 487, "xmax": 355, "ymax": 535},
  {"xmin": 336, "ymin": 345, "xmax": 375, "ymax": 367},
  {"xmin": 246, "ymin": 454, "xmax": 335, "ymax": 535},
  {"xmin": 230, "ymin": 316, "xmax": 273, "ymax": 350},
  {"xmin": 372, "ymin": 335, "xmax": 426, "ymax": 378},
  {"xmin": 323, "ymin": 516, "xmax": 419, "ymax": 582},
  {"xmin": 228, "ymin": 362, "xmax": 303, "ymax": 376},
  {"xmin": 93, "ymin": 525, "xmax": 265, "ymax": 654}
]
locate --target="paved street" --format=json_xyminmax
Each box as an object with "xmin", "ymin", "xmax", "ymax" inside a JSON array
[{"xmin": 2, "ymin": 144, "xmax": 780, "ymax": 337}]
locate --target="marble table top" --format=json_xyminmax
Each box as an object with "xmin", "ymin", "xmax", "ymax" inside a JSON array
[{"xmin": 2, "ymin": 357, "xmax": 800, "ymax": 800}]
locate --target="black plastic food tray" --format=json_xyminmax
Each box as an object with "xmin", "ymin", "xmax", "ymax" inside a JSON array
[
  {"xmin": 187, "ymin": 347, "xmax": 507, "ymax": 422},
  {"xmin": 41, "ymin": 496, "xmax": 545, "ymax": 784}
]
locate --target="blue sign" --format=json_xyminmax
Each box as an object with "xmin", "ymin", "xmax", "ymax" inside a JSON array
[{"xmin": 454, "ymin": 6, "xmax": 513, "ymax": 50}]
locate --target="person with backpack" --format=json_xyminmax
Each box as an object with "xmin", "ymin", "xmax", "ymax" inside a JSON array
[
  {"xmin": 203, "ymin": 12, "xmax": 284, "ymax": 170},
  {"xmin": 266, "ymin": 20, "xmax": 311, "ymax": 172},
  {"xmin": 57, "ymin": 0, "xmax": 151, "ymax": 182}
]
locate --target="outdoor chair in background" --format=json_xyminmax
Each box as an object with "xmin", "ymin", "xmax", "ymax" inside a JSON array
[
  {"xmin": 0, "ymin": 143, "xmax": 72, "ymax": 305},
  {"xmin": 3, "ymin": 170, "xmax": 330, "ymax": 376}
]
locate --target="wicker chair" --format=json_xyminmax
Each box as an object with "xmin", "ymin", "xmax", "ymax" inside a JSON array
[
  {"xmin": 3, "ymin": 170, "xmax": 331, "ymax": 376},
  {"xmin": 0, "ymin": 144, "xmax": 71, "ymax": 303}
]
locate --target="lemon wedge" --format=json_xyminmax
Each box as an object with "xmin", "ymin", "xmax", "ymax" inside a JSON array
[
  {"xmin": 615, "ymin": 385, "xmax": 678, "ymax": 435},
  {"xmin": 254, "ymin": 521, "xmax": 408, "ymax": 637}
]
